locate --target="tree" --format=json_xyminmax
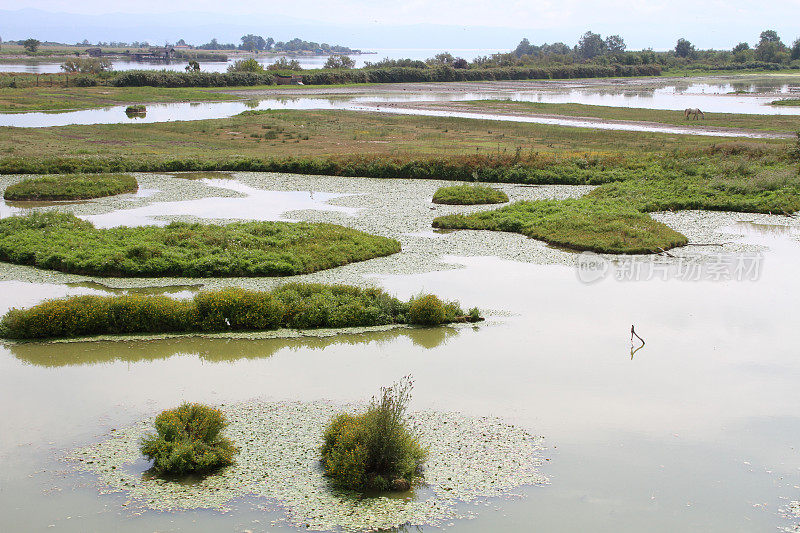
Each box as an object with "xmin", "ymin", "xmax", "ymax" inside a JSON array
[
  {"xmin": 323, "ymin": 55, "xmax": 355, "ymax": 69},
  {"xmin": 452, "ymin": 57, "xmax": 468, "ymax": 69},
  {"xmin": 265, "ymin": 37, "xmax": 275, "ymax": 51},
  {"xmin": 759, "ymin": 30, "xmax": 782, "ymax": 45},
  {"xmin": 185, "ymin": 60, "xmax": 200, "ymax": 72},
  {"xmin": 429, "ymin": 52, "xmax": 455, "ymax": 65},
  {"xmin": 23, "ymin": 38, "xmax": 40, "ymax": 53},
  {"xmin": 604, "ymin": 35, "xmax": 626, "ymax": 53},
  {"xmin": 577, "ymin": 31, "xmax": 606, "ymax": 59},
  {"xmin": 792, "ymin": 39, "xmax": 800, "ymax": 60},
  {"xmin": 675, "ymin": 38, "xmax": 695, "ymax": 58},
  {"xmin": 267, "ymin": 57, "xmax": 302, "ymax": 71},
  {"xmin": 240, "ymin": 34, "xmax": 266, "ymax": 52},
  {"xmin": 732, "ymin": 42, "xmax": 750, "ymax": 53},
  {"xmin": 227, "ymin": 58, "xmax": 264, "ymax": 72},
  {"xmin": 514, "ymin": 38, "xmax": 535, "ymax": 57}
]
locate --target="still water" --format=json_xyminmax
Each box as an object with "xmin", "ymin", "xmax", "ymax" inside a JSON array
[
  {"xmin": 3, "ymin": 77, "xmax": 799, "ymax": 133},
  {"xmin": 0, "ymin": 175, "xmax": 799, "ymax": 531}
]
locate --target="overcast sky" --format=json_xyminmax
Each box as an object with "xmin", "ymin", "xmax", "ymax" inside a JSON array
[{"xmin": 4, "ymin": 0, "xmax": 800, "ymax": 49}]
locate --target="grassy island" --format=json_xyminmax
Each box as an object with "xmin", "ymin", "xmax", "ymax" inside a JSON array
[
  {"xmin": 0, "ymin": 284, "xmax": 477, "ymax": 340},
  {"xmin": 0, "ymin": 212, "xmax": 401, "ymax": 277},
  {"xmin": 433, "ymin": 200, "xmax": 688, "ymax": 254},
  {"xmin": 432, "ymin": 185, "xmax": 509, "ymax": 205},
  {"xmin": 3, "ymin": 173, "xmax": 138, "ymax": 201}
]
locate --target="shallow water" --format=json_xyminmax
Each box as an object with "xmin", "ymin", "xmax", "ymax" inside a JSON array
[
  {"xmin": 2, "ymin": 77, "xmax": 799, "ymax": 131},
  {"xmin": 80, "ymin": 178, "xmax": 359, "ymax": 228},
  {"xmin": 0, "ymin": 174, "xmax": 799, "ymax": 531}
]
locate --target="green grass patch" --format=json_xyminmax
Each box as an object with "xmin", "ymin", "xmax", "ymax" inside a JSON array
[
  {"xmin": 0, "ymin": 284, "xmax": 477, "ymax": 340},
  {"xmin": 3, "ymin": 173, "xmax": 137, "ymax": 201},
  {"xmin": 588, "ymin": 168, "xmax": 800, "ymax": 215},
  {"xmin": 771, "ymin": 99, "xmax": 800, "ymax": 107},
  {"xmin": 432, "ymin": 199, "xmax": 688, "ymax": 254},
  {"xmin": 432, "ymin": 184, "xmax": 509, "ymax": 205},
  {"xmin": 0, "ymin": 212, "xmax": 401, "ymax": 277}
]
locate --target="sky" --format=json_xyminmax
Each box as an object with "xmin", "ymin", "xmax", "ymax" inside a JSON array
[{"xmin": 2, "ymin": 0, "xmax": 800, "ymax": 49}]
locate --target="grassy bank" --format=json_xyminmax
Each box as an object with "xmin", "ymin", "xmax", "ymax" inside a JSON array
[
  {"xmin": 0, "ymin": 284, "xmax": 473, "ymax": 340},
  {"xmin": 1, "ymin": 109, "xmax": 791, "ymax": 176},
  {"xmin": 432, "ymin": 185, "xmax": 508, "ymax": 205},
  {"xmin": 772, "ymin": 99, "xmax": 800, "ymax": 107},
  {"xmin": 456, "ymin": 100, "xmax": 800, "ymax": 133},
  {"xmin": 0, "ymin": 212, "xmax": 400, "ymax": 277},
  {"xmin": 3, "ymin": 173, "xmax": 137, "ymax": 200},
  {"xmin": 0, "ymin": 85, "xmax": 239, "ymax": 113},
  {"xmin": 433, "ymin": 200, "xmax": 688, "ymax": 254}
]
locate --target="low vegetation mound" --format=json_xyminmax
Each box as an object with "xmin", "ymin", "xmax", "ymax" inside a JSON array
[
  {"xmin": 432, "ymin": 185, "xmax": 509, "ymax": 205},
  {"xmin": 432, "ymin": 199, "xmax": 688, "ymax": 254},
  {"xmin": 322, "ymin": 377, "xmax": 426, "ymax": 492},
  {"xmin": 3, "ymin": 174, "xmax": 137, "ymax": 201},
  {"xmin": 0, "ymin": 212, "xmax": 400, "ymax": 277},
  {"xmin": 0, "ymin": 284, "xmax": 478, "ymax": 340},
  {"xmin": 140, "ymin": 403, "xmax": 238, "ymax": 476},
  {"xmin": 589, "ymin": 172, "xmax": 800, "ymax": 215}
]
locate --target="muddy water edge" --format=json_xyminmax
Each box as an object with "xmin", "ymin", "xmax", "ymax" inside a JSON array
[{"xmin": 1, "ymin": 173, "xmax": 800, "ymax": 532}]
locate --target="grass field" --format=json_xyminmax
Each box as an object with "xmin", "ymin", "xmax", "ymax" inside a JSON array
[{"xmin": 0, "ymin": 84, "xmax": 240, "ymax": 113}]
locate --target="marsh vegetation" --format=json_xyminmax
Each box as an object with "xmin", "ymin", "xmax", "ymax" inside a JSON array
[
  {"xmin": 140, "ymin": 403, "xmax": 238, "ymax": 476},
  {"xmin": 0, "ymin": 212, "xmax": 400, "ymax": 277},
  {"xmin": 0, "ymin": 284, "xmax": 476, "ymax": 340},
  {"xmin": 322, "ymin": 377, "xmax": 426, "ymax": 492},
  {"xmin": 3, "ymin": 173, "xmax": 137, "ymax": 201},
  {"xmin": 432, "ymin": 184, "xmax": 509, "ymax": 205}
]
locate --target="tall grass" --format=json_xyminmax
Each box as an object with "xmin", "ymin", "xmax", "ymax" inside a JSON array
[{"xmin": 321, "ymin": 376, "xmax": 427, "ymax": 492}]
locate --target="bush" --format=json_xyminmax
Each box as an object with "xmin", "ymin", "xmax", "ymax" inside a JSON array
[
  {"xmin": 407, "ymin": 294, "xmax": 462, "ymax": 325},
  {"xmin": 140, "ymin": 403, "xmax": 238, "ymax": 476},
  {"xmin": 432, "ymin": 185, "xmax": 509, "ymax": 205},
  {"xmin": 0, "ymin": 283, "xmax": 476, "ymax": 340},
  {"xmin": 321, "ymin": 377, "xmax": 426, "ymax": 492},
  {"xmin": 3, "ymin": 173, "xmax": 138, "ymax": 201},
  {"xmin": 71, "ymin": 76, "xmax": 98, "ymax": 87}
]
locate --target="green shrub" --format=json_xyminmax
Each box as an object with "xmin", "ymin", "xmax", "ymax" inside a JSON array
[
  {"xmin": 71, "ymin": 76, "xmax": 98, "ymax": 87},
  {"xmin": 321, "ymin": 377, "xmax": 427, "ymax": 492},
  {"xmin": 0, "ymin": 212, "xmax": 400, "ymax": 277},
  {"xmin": 140, "ymin": 403, "xmax": 238, "ymax": 476},
  {"xmin": 432, "ymin": 185, "xmax": 509, "ymax": 205},
  {"xmin": 0, "ymin": 284, "xmax": 475, "ymax": 340},
  {"xmin": 407, "ymin": 294, "xmax": 462, "ymax": 325},
  {"xmin": 3, "ymin": 173, "xmax": 138, "ymax": 201}
]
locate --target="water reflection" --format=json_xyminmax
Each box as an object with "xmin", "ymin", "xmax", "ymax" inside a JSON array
[{"xmin": 8, "ymin": 326, "xmax": 460, "ymax": 367}]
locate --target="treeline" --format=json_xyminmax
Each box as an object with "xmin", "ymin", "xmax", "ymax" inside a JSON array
[
  {"xmin": 483, "ymin": 30, "xmax": 800, "ymax": 72},
  {"xmin": 197, "ymin": 35, "xmax": 359, "ymax": 54},
  {"xmin": 109, "ymin": 63, "xmax": 660, "ymax": 88}
]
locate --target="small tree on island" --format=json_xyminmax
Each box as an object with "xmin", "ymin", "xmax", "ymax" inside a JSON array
[
  {"xmin": 321, "ymin": 376, "xmax": 427, "ymax": 492},
  {"xmin": 23, "ymin": 38, "xmax": 40, "ymax": 53}
]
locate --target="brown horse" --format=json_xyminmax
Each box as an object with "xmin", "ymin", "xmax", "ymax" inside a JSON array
[{"xmin": 684, "ymin": 108, "xmax": 705, "ymax": 120}]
